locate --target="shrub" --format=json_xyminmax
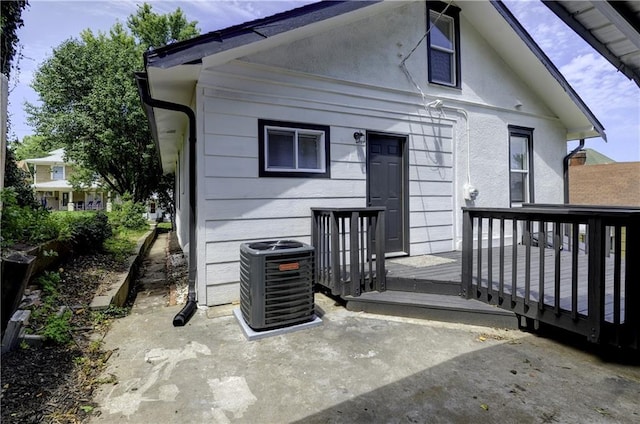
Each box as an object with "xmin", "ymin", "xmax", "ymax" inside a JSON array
[
  {"xmin": 49, "ymin": 211, "xmax": 113, "ymax": 252},
  {"xmin": 70, "ymin": 212, "xmax": 112, "ymax": 251},
  {"xmin": 0, "ymin": 188, "xmax": 61, "ymax": 248},
  {"xmin": 42, "ymin": 310, "xmax": 72, "ymax": 344},
  {"xmin": 108, "ymin": 199, "xmax": 148, "ymax": 231}
]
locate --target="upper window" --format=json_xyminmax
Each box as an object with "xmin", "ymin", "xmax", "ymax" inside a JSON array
[
  {"xmin": 427, "ymin": 2, "xmax": 461, "ymax": 88},
  {"xmin": 509, "ymin": 126, "xmax": 534, "ymax": 206},
  {"xmin": 51, "ymin": 165, "xmax": 64, "ymax": 181},
  {"xmin": 258, "ymin": 120, "xmax": 330, "ymax": 178}
]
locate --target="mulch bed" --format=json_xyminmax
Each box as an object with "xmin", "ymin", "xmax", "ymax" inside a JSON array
[{"xmin": 1, "ymin": 252, "xmax": 130, "ymax": 423}]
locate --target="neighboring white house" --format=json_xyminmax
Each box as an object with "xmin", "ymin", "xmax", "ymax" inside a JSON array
[
  {"xmin": 24, "ymin": 148, "xmax": 107, "ymax": 211},
  {"xmin": 137, "ymin": 0, "xmax": 604, "ymax": 306}
]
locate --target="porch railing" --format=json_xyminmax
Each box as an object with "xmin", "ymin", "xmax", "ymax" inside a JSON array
[
  {"xmin": 311, "ymin": 207, "xmax": 386, "ymax": 297},
  {"xmin": 462, "ymin": 205, "xmax": 639, "ymax": 349}
]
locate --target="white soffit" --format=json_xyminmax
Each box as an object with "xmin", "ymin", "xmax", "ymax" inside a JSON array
[{"xmin": 147, "ymin": 64, "xmax": 200, "ymax": 172}]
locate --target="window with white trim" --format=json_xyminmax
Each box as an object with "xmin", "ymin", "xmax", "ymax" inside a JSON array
[
  {"xmin": 509, "ymin": 126, "xmax": 534, "ymax": 206},
  {"xmin": 259, "ymin": 120, "xmax": 330, "ymax": 178},
  {"xmin": 427, "ymin": 2, "xmax": 461, "ymax": 88}
]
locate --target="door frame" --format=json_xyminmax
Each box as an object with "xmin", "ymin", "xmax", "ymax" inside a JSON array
[{"xmin": 366, "ymin": 130, "xmax": 410, "ymax": 256}]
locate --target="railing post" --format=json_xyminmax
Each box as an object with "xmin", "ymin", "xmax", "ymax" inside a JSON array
[
  {"xmin": 376, "ymin": 209, "xmax": 386, "ymax": 292},
  {"xmin": 625, "ymin": 219, "xmax": 640, "ymax": 347},
  {"xmin": 461, "ymin": 209, "xmax": 474, "ymax": 299},
  {"xmin": 330, "ymin": 211, "xmax": 341, "ymax": 295},
  {"xmin": 311, "ymin": 210, "xmax": 319, "ymax": 288},
  {"xmin": 587, "ymin": 217, "xmax": 606, "ymax": 343},
  {"xmin": 350, "ymin": 211, "xmax": 361, "ymax": 297}
]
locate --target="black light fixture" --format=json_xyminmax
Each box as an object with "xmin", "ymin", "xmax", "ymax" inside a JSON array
[{"xmin": 353, "ymin": 131, "xmax": 365, "ymax": 143}]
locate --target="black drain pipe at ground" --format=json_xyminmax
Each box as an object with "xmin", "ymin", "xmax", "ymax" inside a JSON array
[
  {"xmin": 562, "ymin": 139, "xmax": 585, "ymax": 204},
  {"xmin": 135, "ymin": 72, "xmax": 198, "ymax": 326}
]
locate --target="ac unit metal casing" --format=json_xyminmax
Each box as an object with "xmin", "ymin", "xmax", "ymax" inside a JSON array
[{"xmin": 240, "ymin": 240, "xmax": 315, "ymax": 331}]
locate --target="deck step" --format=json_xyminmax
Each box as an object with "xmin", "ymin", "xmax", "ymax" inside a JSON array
[
  {"xmin": 385, "ymin": 277, "xmax": 462, "ymax": 296},
  {"xmin": 344, "ymin": 291, "xmax": 519, "ymax": 329}
]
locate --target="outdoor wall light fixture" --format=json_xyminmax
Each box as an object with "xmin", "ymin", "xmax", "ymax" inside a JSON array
[{"xmin": 353, "ymin": 131, "xmax": 365, "ymax": 143}]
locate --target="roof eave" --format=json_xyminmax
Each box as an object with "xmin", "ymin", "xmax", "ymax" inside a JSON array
[{"xmin": 492, "ymin": 0, "xmax": 606, "ymax": 141}]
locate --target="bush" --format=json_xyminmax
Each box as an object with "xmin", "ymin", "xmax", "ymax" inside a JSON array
[
  {"xmin": 49, "ymin": 211, "xmax": 113, "ymax": 252},
  {"xmin": 42, "ymin": 310, "xmax": 72, "ymax": 344},
  {"xmin": 108, "ymin": 199, "xmax": 148, "ymax": 231},
  {"xmin": 70, "ymin": 212, "xmax": 112, "ymax": 251},
  {"xmin": 0, "ymin": 189, "xmax": 61, "ymax": 248}
]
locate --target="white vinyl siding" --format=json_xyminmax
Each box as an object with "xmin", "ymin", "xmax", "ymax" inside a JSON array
[{"xmin": 198, "ymin": 62, "xmax": 454, "ymax": 305}]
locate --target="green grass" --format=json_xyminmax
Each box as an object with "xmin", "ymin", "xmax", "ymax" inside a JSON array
[
  {"xmin": 157, "ymin": 221, "xmax": 172, "ymax": 231},
  {"xmin": 104, "ymin": 227, "xmax": 149, "ymax": 262}
]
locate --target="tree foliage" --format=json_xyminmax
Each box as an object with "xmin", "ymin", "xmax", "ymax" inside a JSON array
[
  {"xmin": 2, "ymin": 147, "xmax": 37, "ymax": 209},
  {"xmin": 11, "ymin": 135, "xmax": 61, "ymax": 161},
  {"xmin": 26, "ymin": 4, "xmax": 198, "ymax": 203},
  {"xmin": 127, "ymin": 3, "xmax": 199, "ymax": 50},
  {"xmin": 1, "ymin": 0, "xmax": 29, "ymax": 79}
]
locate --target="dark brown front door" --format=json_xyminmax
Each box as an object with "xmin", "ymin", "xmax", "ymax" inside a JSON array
[{"xmin": 367, "ymin": 132, "xmax": 407, "ymax": 254}]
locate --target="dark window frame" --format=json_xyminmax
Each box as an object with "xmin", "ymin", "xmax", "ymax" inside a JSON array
[
  {"xmin": 258, "ymin": 119, "xmax": 331, "ymax": 178},
  {"xmin": 508, "ymin": 125, "xmax": 535, "ymax": 206},
  {"xmin": 426, "ymin": 1, "xmax": 462, "ymax": 88}
]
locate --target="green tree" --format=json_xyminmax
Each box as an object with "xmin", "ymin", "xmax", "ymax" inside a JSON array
[
  {"xmin": 2, "ymin": 147, "xmax": 37, "ymax": 208},
  {"xmin": 11, "ymin": 134, "xmax": 61, "ymax": 161},
  {"xmin": 127, "ymin": 3, "xmax": 199, "ymax": 50},
  {"xmin": 26, "ymin": 4, "xmax": 198, "ymax": 202}
]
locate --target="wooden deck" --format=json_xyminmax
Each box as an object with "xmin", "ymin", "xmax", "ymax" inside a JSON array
[
  {"xmin": 345, "ymin": 251, "xmax": 517, "ymax": 329},
  {"xmin": 374, "ymin": 246, "xmax": 625, "ymax": 324}
]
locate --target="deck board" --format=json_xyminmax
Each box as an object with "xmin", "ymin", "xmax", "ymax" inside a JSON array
[{"xmin": 384, "ymin": 247, "xmax": 626, "ymax": 323}]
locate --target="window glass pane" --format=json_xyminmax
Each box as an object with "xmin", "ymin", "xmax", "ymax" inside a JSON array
[
  {"xmin": 510, "ymin": 173, "xmax": 527, "ymax": 203},
  {"xmin": 51, "ymin": 166, "xmax": 64, "ymax": 181},
  {"xmin": 267, "ymin": 129, "xmax": 294, "ymax": 168},
  {"xmin": 510, "ymin": 136, "xmax": 528, "ymax": 170},
  {"xmin": 430, "ymin": 49, "xmax": 453, "ymax": 84},
  {"xmin": 430, "ymin": 13, "xmax": 453, "ymax": 50},
  {"xmin": 298, "ymin": 133, "xmax": 321, "ymax": 170}
]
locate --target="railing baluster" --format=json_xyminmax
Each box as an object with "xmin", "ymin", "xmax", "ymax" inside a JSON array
[
  {"xmin": 554, "ymin": 222, "xmax": 561, "ymax": 315},
  {"xmin": 572, "ymin": 222, "xmax": 579, "ymax": 320},
  {"xmin": 376, "ymin": 210, "xmax": 386, "ymax": 292},
  {"xmin": 613, "ymin": 225, "xmax": 622, "ymax": 325},
  {"xmin": 461, "ymin": 210, "xmax": 474, "ymax": 299},
  {"xmin": 359, "ymin": 214, "xmax": 366, "ymax": 291},
  {"xmin": 477, "ymin": 217, "xmax": 483, "ymax": 296},
  {"xmin": 525, "ymin": 220, "xmax": 531, "ymax": 308},
  {"xmin": 499, "ymin": 218, "xmax": 505, "ymax": 303},
  {"xmin": 349, "ymin": 212, "xmax": 361, "ymax": 296},
  {"xmin": 367, "ymin": 216, "xmax": 374, "ymax": 291},
  {"xmin": 587, "ymin": 218, "xmax": 606, "ymax": 343},
  {"xmin": 539, "ymin": 220, "xmax": 545, "ymax": 310},
  {"xmin": 512, "ymin": 219, "xmax": 518, "ymax": 305},
  {"xmin": 330, "ymin": 212, "xmax": 340, "ymax": 295},
  {"xmin": 487, "ymin": 218, "xmax": 493, "ymax": 300}
]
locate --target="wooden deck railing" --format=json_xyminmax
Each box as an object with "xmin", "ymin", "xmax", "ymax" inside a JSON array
[
  {"xmin": 462, "ymin": 205, "xmax": 639, "ymax": 349},
  {"xmin": 311, "ymin": 207, "xmax": 386, "ymax": 297}
]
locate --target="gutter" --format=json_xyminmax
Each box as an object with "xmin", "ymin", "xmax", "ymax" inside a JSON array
[
  {"xmin": 134, "ymin": 72, "xmax": 198, "ymax": 326},
  {"xmin": 563, "ymin": 139, "xmax": 585, "ymax": 204}
]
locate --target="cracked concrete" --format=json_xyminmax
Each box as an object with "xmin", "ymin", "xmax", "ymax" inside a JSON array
[{"xmin": 89, "ymin": 234, "xmax": 640, "ymax": 424}]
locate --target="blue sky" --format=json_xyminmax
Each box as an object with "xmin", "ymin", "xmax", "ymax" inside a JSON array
[{"xmin": 8, "ymin": 0, "xmax": 640, "ymax": 162}]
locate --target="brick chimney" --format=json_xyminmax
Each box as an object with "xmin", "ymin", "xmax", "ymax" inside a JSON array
[{"xmin": 569, "ymin": 150, "xmax": 587, "ymax": 166}]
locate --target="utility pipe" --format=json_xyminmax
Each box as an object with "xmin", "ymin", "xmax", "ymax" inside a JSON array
[
  {"xmin": 135, "ymin": 72, "xmax": 198, "ymax": 326},
  {"xmin": 563, "ymin": 139, "xmax": 585, "ymax": 204}
]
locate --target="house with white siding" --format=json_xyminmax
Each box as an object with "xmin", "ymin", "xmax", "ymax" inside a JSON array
[{"xmin": 136, "ymin": 1, "xmax": 604, "ymax": 308}]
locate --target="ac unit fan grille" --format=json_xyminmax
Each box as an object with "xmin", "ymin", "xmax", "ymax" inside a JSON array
[{"xmin": 240, "ymin": 246, "xmax": 315, "ymax": 330}]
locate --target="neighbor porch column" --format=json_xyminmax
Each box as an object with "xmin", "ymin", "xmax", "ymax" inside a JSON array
[{"xmin": 67, "ymin": 190, "xmax": 74, "ymax": 211}]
